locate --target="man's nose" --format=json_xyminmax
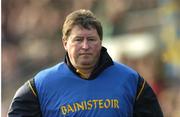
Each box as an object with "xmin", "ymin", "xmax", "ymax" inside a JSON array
[{"xmin": 82, "ymin": 39, "xmax": 89, "ymax": 49}]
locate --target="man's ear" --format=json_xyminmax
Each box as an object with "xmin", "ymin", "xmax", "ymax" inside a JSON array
[
  {"xmin": 99, "ymin": 39, "xmax": 102, "ymax": 47},
  {"xmin": 62, "ymin": 38, "xmax": 68, "ymax": 51}
]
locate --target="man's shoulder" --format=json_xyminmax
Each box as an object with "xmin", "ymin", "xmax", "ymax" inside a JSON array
[
  {"xmin": 34, "ymin": 62, "xmax": 66, "ymax": 79},
  {"xmin": 112, "ymin": 61, "xmax": 138, "ymax": 76},
  {"xmin": 113, "ymin": 61, "xmax": 135, "ymax": 71}
]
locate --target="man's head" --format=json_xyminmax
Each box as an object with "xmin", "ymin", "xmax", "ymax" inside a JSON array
[
  {"xmin": 62, "ymin": 9, "xmax": 103, "ymax": 41},
  {"xmin": 62, "ymin": 9, "xmax": 103, "ymax": 73}
]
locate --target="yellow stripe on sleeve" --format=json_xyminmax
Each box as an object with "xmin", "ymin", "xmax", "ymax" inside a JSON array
[
  {"xmin": 28, "ymin": 81, "xmax": 37, "ymax": 97},
  {"xmin": 136, "ymin": 80, "xmax": 146, "ymax": 100}
]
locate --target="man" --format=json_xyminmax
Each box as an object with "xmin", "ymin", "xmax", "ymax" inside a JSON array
[{"xmin": 8, "ymin": 9, "xmax": 163, "ymax": 117}]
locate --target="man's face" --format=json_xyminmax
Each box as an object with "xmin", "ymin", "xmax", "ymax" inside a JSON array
[{"xmin": 63, "ymin": 25, "xmax": 102, "ymax": 70}]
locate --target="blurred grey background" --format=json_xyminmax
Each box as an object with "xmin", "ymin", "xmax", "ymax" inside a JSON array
[{"xmin": 2, "ymin": 0, "xmax": 180, "ymax": 116}]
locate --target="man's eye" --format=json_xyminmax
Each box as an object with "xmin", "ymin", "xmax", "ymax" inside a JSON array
[
  {"xmin": 88, "ymin": 38, "xmax": 95, "ymax": 41},
  {"xmin": 75, "ymin": 38, "xmax": 82, "ymax": 41}
]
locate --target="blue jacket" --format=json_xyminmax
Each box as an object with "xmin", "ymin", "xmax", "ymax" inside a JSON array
[{"xmin": 8, "ymin": 47, "xmax": 163, "ymax": 117}]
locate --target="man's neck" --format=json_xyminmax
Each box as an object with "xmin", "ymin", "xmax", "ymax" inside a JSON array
[
  {"xmin": 65, "ymin": 47, "xmax": 114, "ymax": 79},
  {"xmin": 75, "ymin": 68, "xmax": 93, "ymax": 79},
  {"xmin": 73, "ymin": 60, "xmax": 99, "ymax": 79}
]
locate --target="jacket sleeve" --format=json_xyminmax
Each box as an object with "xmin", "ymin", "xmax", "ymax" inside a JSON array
[
  {"xmin": 8, "ymin": 79, "xmax": 42, "ymax": 117},
  {"xmin": 133, "ymin": 75, "xmax": 164, "ymax": 117}
]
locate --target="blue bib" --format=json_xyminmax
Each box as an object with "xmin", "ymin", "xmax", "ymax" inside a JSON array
[{"xmin": 34, "ymin": 62, "xmax": 138, "ymax": 117}]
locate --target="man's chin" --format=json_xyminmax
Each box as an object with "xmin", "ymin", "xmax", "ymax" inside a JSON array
[
  {"xmin": 79, "ymin": 62, "xmax": 94, "ymax": 68},
  {"xmin": 80, "ymin": 55, "xmax": 91, "ymax": 59},
  {"xmin": 80, "ymin": 62, "xmax": 92, "ymax": 66}
]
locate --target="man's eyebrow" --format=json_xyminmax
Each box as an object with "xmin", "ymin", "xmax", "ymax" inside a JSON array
[
  {"xmin": 87, "ymin": 36, "xmax": 96, "ymax": 38},
  {"xmin": 72, "ymin": 35, "xmax": 97, "ymax": 38},
  {"xmin": 74, "ymin": 36, "xmax": 83, "ymax": 38}
]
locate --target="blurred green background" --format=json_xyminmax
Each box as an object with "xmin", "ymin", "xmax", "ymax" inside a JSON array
[{"xmin": 2, "ymin": 0, "xmax": 180, "ymax": 116}]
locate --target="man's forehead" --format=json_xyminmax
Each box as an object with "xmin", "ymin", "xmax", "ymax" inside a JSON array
[
  {"xmin": 70, "ymin": 25, "xmax": 98, "ymax": 36},
  {"xmin": 72, "ymin": 25, "xmax": 96, "ymax": 31}
]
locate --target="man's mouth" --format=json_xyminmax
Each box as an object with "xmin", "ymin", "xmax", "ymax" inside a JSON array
[{"xmin": 79, "ymin": 53, "xmax": 92, "ymax": 55}]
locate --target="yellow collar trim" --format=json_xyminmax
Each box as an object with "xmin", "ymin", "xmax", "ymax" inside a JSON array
[{"xmin": 76, "ymin": 69, "xmax": 89, "ymax": 79}]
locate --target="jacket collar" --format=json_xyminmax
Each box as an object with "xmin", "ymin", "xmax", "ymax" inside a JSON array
[{"xmin": 64, "ymin": 47, "xmax": 114, "ymax": 80}]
